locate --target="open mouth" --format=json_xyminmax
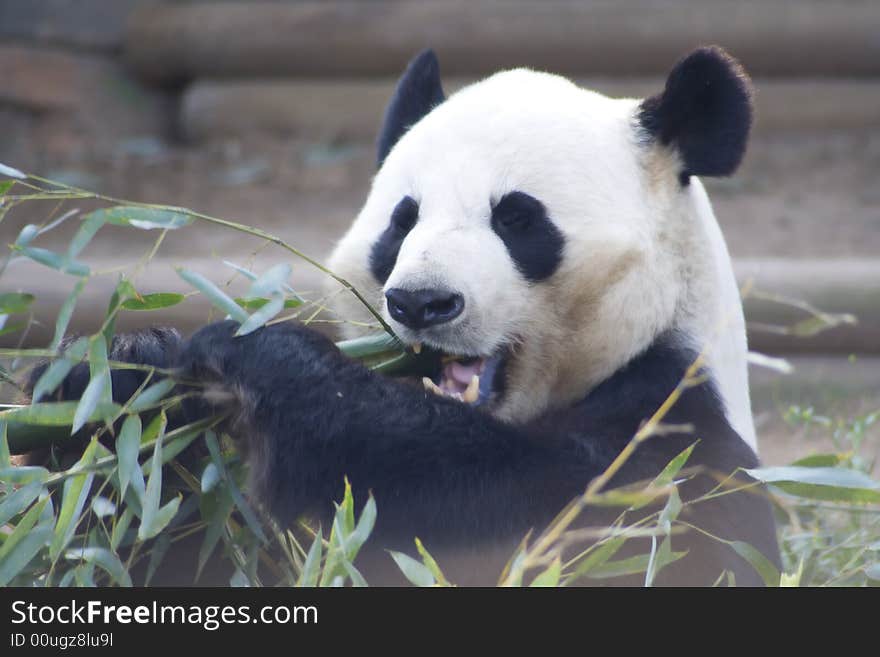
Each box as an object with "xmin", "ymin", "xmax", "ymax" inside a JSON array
[{"xmin": 415, "ymin": 346, "xmax": 507, "ymax": 406}]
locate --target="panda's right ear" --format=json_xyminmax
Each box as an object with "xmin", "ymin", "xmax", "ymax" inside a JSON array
[
  {"xmin": 376, "ymin": 49, "xmax": 446, "ymax": 167},
  {"xmin": 638, "ymin": 46, "xmax": 753, "ymax": 184}
]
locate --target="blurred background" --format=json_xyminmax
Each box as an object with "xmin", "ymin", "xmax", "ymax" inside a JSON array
[{"xmin": 1, "ymin": 0, "xmax": 879, "ymax": 460}]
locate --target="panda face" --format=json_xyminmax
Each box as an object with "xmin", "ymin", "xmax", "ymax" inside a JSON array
[
  {"xmin": 329, "ymin": 69, "xmax": 674, "ymax": 421},
  {"xmin": 328, "ymin": 49, "xmax": 754, "ymax": 428}
]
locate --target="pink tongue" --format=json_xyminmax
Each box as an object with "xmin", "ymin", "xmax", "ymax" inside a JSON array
[{"xmin": 447, "ymin": 360, "xmax": 482, "ymax": 386}]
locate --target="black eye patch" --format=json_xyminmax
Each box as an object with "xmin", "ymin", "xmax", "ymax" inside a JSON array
[
  {"xmin": 491, "ymin": 192, "xmax": 564, "ymax": 282},
  {"xmin": 369, "ymin": 196, "xmax": 419, "ymax": 284}
]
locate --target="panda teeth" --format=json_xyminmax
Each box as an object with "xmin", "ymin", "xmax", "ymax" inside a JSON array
[
  {"xmin": 422, "ymin": 377, "xmax": 444, "ymax": 396},
  {"xmin": 412, "ymin": 342, "xmax": 422, "ymax": 354},
  {"xmin": 462, "ymin": 375, "xmax": 480, "ymax": 403}
]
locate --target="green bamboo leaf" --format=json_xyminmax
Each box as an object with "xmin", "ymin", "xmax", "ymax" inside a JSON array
[
  {"xmin": 200, "ymin": 462, "xmax": 220, "ymax": 493},
  {"xmin": 64, "ymin": 547, "xmax": 132, "ymax": 587},
  {"xmin": 149, "ymin": 426, "xmax": 201, "ymax": 470},
  {"xmin": 139, "ymin": 413, "xmax": 166, "ymax": 540},
  {"xmin": 127, "ymin": 379, "xmax": 175, "ymax": 413},
  {"xmin": 31, "ymin": 337, "xmax": 88, "ymax": 402},
  {"xmin": 0, "ymin": 179, "xmax": 14, "ymax": 195},
  {"xmin": 586, "ymin": 547, "xmax": 688, "ymax": 580},
  {"xmin": 51, "ymin": 278, "xmax": 87, "ymax": 351},
  {"xmin": 0, "ymin": 524, "xmax": 52, "ymax": 586},
  {"xmin": 140, "ymin": 496, "xmax": 180, "ymax": 542},
  {"xmin": 71, "ymin": 373, "xmax": 109, "ymax": 435},
  {"xmin": 177, "ymin": 268, "xmax": 248, "ymax": 323},
  {"xmin": 566, "ymin": 535, "xmax": 627, "ymax": 583},
  {"xmin": 651, "ymin": 442, "xmax": 697, "ymax": 488},
  {"xmin": 645, "ymin": 536, "xmax": 677, "ymax": 587},
  {"xmin": 297, "ymin": 532, "xmax": 323, "ymax": 587},
  {"xmin": 204, "ymin": 431, "xmax": 267, "ymax": 544},
  {"xmin": 0, "ymin": 480, "xmax": 44, "ymax": 526},
  {"xmin": 791, "ymin": 453, "xmax": 850, "ymax": 468},
  {"xmin": 223, "ymin": 260, "xmax": 259, "ymax": 281},
  {"xmin": 344, "ymin": 494, "xmax": 376, "ymax": 559},
  {"xmin": 225, "ymin": 473, "xmax": 266, "ymax": 543},
  {"xmin": 0, "ymin": 292, "xmax": 34, "ymax": 314},
  {"xmin": 110, "ymin": 508, "xmax": 135, "ymax": 552},
  {"xmin": 115, "ymin": 414, "xmax": 142, "ymax": 500},
  {"xmin": 13, "ymin": 224, "xmax": 39, "ymax": 248},
  {"xmin": 235, "ymin": 297, "xmax": 302, "ymax": 311},
  {"xmin": 88, "ymin": 335, "xmax": 112, "ymax": 399},
  {"xmin": 530, "ymin": 557, "xmax": 562, "ymax": 587},
  {"xmin": 140, "ymin": 411, "xmax": 165, "ymax": 445},
  {"xmin": 745, "ymin": 465, "xmax": 880, "ymax": 503},
  {"xmin": 246, "ymin": 263, "xmax": 291, "ymax": 298},
  {"xmin": 67, "ymin": 213, "xmax": 106, "ymax": 259},
  {"xmin": 343, "ymin": 561, "xmax": 368, "ymax": 587},
  {"xmin": 657, "ymin": 487, "xmax": 682, "ymax": 534},
  {"xmin": 196, "ymin": 488, "xmax": 234, "ymax": 581},
  {"xmin": 74, "ymin": 563, "xmax": 96, "ymax": 587},
  {"xmin": 2, "ymin": 401, "xmax": 77, "ymax": 425},
  {"xmin": 86, "ymin": 205, "xmax": 193, "ymax": 231},
  {"xmin": 19, "ymin": 246, "xmax": 90, "ymax": 276},
  {"xmin": 389, "ymin": 551, "xmax": 435, "ymax": 586},
  {"xmin": 0, "ymin": 162, "xmax": 26, "ymax": 179},
  {"xmin": 0, "ymin": 420, "xmax": 9, "ymax": 467},
  {"xmin": 101, "ymin": 279, "xmax": 136, "ymax": 346},
  {"xmin": 414, "ymin": 537, "xmax": 449, "ymax": 586},
  {"xmin": 0, "ymin": 466, "xmax": 49, "ymax": 485},
  {"xmin": 790, "ymin": 313, "xmax": 856, "ymax": 337},
  {"xmin": 235, "ymin": 293, "xmax": 284, "ymax": 336},
  {"xmin": 1, "ymin": 401, "xmax": 120, "ymax": 427},
  {"xmin": 728, "ymin": 541, "xmax": 780, "ymax": 587},
  {"xmin": 121, "ymin": 292, "xmax": 185, "ymax": 311},
  {"xmin": 49, "ymin": 438, "xmax": 98, "ymax": 560},
  {"xmin": 339, "ymin": 478, "xmax": 355, "ymax": 536},
  {"xmin": 224, "ymin": 260, "xmax": 303, "ymax": 303},
  {"xmin": 144, "ymin": 533, "xmax": 171, "ymax": 586},
  {"xmin": 0, "ymin": 497, "xmax": 48, "ymax": 563}
]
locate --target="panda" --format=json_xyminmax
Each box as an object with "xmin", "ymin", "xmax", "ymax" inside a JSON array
[{"xmin": 32, "ymin": 46, "xmax": 781, "ymax": 586}]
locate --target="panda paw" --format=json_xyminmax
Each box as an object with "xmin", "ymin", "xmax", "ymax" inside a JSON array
[{"xmin": 178, "ymin": 319, "xmax": 344, "ymax": 397}]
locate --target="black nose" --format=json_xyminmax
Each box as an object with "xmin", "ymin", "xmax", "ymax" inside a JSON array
[{"xmin": 385, "ymin": 288, "xmax": 465, "ymax": 330}]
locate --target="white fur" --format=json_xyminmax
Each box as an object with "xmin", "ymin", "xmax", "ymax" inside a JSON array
[{"xmin": 327, "ymin": 69, "xmax": 758, "ymax": 451}]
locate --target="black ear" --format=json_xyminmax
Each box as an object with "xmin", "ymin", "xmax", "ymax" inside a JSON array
[
  {"xmin": 639, "ymin": 46, "xmax": 753, "ymax": 184},
  {"xmin": 376, "ymin": 49, "xmax": 446, "ymax": 167}
]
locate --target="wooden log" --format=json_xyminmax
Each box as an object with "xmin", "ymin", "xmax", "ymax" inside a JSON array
[
  {"xmin": 125, "ymin": 0, "xmax": 880, "ymax": 83},
  {"xmin": 737, "ymin": 258, "xmax": 880, "ymax": 355},
  {"xmin": 180, "ymin": 77, "xmax": 880, "ymax": 143},
  {"xmin": 0, "ymin": 0, "xmax": 141, "ymax": 52}
]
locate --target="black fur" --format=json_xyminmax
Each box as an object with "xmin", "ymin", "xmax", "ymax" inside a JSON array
[
  {"xmin": 24, "ymin": 321, "xmax": 780, "ymax": 585},
  {"xmin": 26, "ymin": 327, "xmax": 182, "ymax": 406},
  {"xmin": 638, "ymin": 46, "xmax": 753, "ymax": 184},
  {"xmin": 174, "ymin": 320, "xmax": 779, "ymax": 585},
  {"xmin": 376, "ymin": 49, "xmax": 446, "ymax": 166},
  {"xmin": 491, "ymin": 192, "xmax": 565, "ymax": 282},
  {"xmin": 369, "ymin": 195, "xmax": 419, "ymax": 284}
]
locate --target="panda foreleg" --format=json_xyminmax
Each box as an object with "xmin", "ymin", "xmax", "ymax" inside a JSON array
[{"xmin": 178, "ymin": 320, "xmax": 593, "ymax": 543}]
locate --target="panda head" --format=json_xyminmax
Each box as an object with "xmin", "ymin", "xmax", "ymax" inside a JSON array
[{"xmin": 328, "ymin": 47, "xmax": 754, "ymax": 425}]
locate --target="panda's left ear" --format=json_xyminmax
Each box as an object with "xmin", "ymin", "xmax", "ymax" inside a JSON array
[
  {"xmin": 638, "ymin": 46, "xmax": 753, "ymax": 183},
  {"xmin": 376, "ymin": 49, "xmax": 446, "ymax": 167}
]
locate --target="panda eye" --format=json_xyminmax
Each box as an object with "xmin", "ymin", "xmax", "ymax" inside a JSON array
[
  {"xmin": 390, "ymin": 196, "xmax": 419, "ymax": 233},
  {"xmin": 492, "ymin": 192, "xmax": 544, "ymax": 230}
]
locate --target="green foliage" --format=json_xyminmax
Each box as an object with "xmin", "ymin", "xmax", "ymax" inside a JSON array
[{"xmin": 0, "ymin": 169, "xmax": 877, "ymax": 587}]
